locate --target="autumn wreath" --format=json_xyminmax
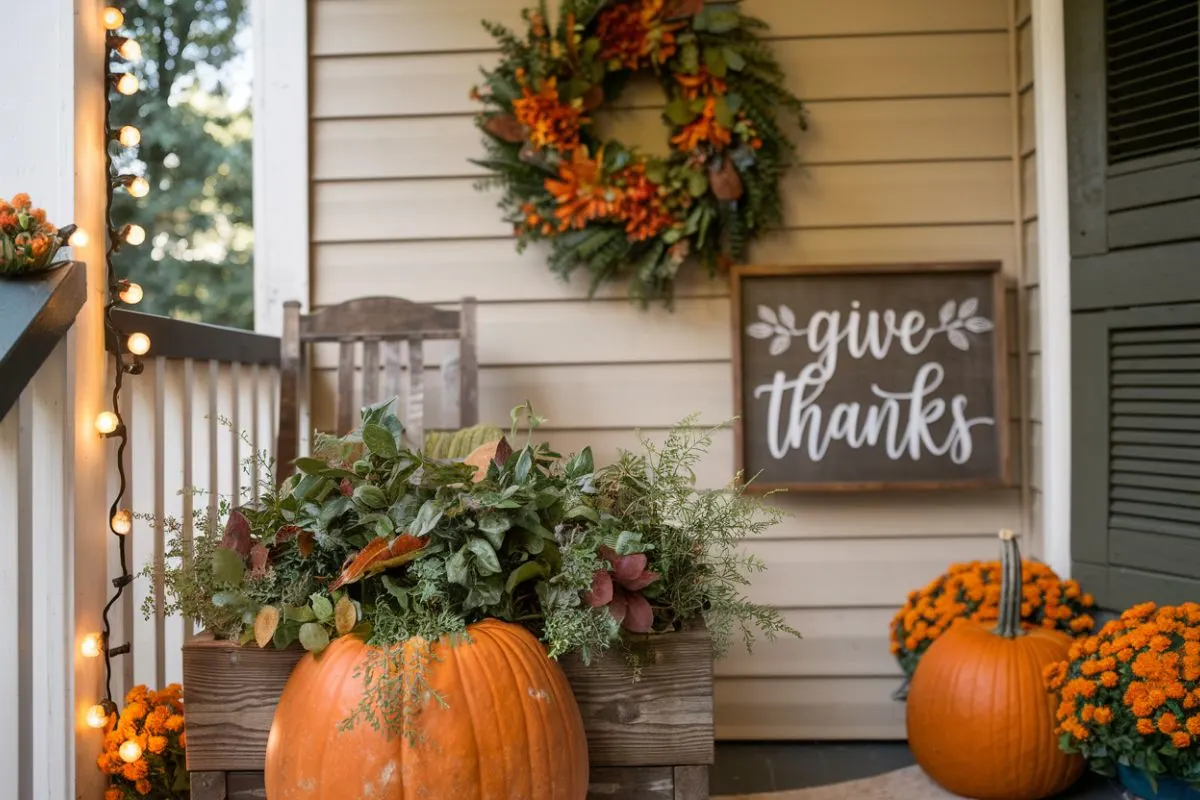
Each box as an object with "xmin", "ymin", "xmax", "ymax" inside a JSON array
[{"xmin": 472, "ymin": 0, "xmax": 805, "ymax": 304}]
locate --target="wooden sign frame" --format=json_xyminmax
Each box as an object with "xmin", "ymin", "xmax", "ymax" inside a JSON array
[{"xmin": 730, "ymin": 261, "xmax": 1010, "ymax": 492}]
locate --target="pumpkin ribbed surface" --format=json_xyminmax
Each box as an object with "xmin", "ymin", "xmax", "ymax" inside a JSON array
[
  {"xmin": 906, "ymin": 531, "xmax": 1083, "ymax": 800},
  {"xmin": 264, "ymin": 619, "xmax": 589, "ymax": 800}
]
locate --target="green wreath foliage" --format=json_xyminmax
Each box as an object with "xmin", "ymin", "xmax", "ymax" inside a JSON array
[{"xmin": 473, "ymin": 0, "xmax": 805, "ymax": 306}]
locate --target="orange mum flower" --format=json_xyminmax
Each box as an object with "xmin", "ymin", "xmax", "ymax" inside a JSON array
[
  {"xmin": 1137, "ymin": 718, "xmax": 1156, "ymax": 735},
  {"xmin": 511, "ymin": 77, "xmax": 587, "ymax": 151},
  {"xmin": 1093, "ymin": 706, "xmax": 1113, "ymax": 725},
  {"xmin": 671, "ymin": 97, "xmax": 732, "ymax": 153},
  {"xmin": 1174, "ymin": 731, "xmax": 1193, "ymax": 749},
  {"xmin": 675, "ymin": 67, "xmax": 728, "ymax": 100},
  {"xmin": 614, "ymin": 162, "xmax": 674, "ymax": 241},
  {"xmin": 105, "ymin": 789, "xmax": 123, "ymax": 800},
  {"xmin": 1187, "ymin": 716, "xmax": 1200, "ymax": 735},
  {"xmin": 546, "ymin": 148, "xmax": 621, "ymax": 231},
  {"xmin": 595, "ymin": 0, "xmax": 682, "ymax": 69},
  {"xmin": 10, "ymin": 193, "xmax": 30, "ymax": 208},
  {"xmin": 1159, "ymin": 712, "xmax": 1180, "ymax": 734},
  {"xmin": 135, "ymin": 779, "xmax": 152, "ymax": 796}
]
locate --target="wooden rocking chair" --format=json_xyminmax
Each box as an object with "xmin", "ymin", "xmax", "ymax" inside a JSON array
[{"xmin": 275, "ymin": 296, "xmax": 479, "ymax": 482}]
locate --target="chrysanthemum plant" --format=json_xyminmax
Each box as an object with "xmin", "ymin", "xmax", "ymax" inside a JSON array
[
  {"xmin": 147, "ymin": 402, "xmax": 797, "ymax": 738},
  {"xmin": 97, "ymin": 684, "xmax": 188, "ymax": 800},
  {"xmin": 0, "ymin": 193, "xmax": 78, "ymax": 276},
  {"xmin": 472, "ymin": 0, "xmax": 805, "ymax": 304},
  {"xmin": 1046, "ymin": 602, "xmax": 1200, "ymax": 789},
  {"xmin": 891, "ymin": 558, "xmax": 1096, "ymax": 684}
]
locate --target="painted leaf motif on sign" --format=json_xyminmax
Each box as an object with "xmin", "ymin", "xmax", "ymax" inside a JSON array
[
  {"xmin": 757, "ymin": 305, "xmax": 778, "ymax": 325},
  {"xmin": 769, "ymin": 334, "xmax": 791, "ymax": 356},
  {"xmin": 965, "ymin": 317, "xmax": 994, "ymax": 334},
  {"xmin": 939, "ymin": 300, "xmax": 957, "ymax": 325},
  {"xmin": 958, "ymin": 297, "xmax": 979, "ymax": 319},
  {"xmin": 778, "ymin": 305, "xmax": 796, "ymax": 330},
  {"xmin": 947, "ymin": 329, "xmax": 970, "ymax": 351},
  {"xmin": 746, "ymin": 322, "xmax": 774, "ymax": 339}
]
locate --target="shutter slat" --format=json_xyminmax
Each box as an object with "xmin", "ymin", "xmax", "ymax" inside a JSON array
[
  {"xmin": 1111, "ymin": 486, "xmax": 1200, "ymax": 510},
  {"xmin": 1112, "ymin": 457, "xmax": 1200, "ymax": 477},
  {"xmin": 1111, "ymin": 342, "xmax": 1200, "ymax": 358},
  {"xmin": 1112, "ymin": 415, "xmax": 1200, "ymax": 431},
  {"xmin": 1111, "ymin": 515, "xmax": 1200, "ymax": 540},
  {"xmin": 1112, "ymin": 401, "xmax": 1200, "ymax": 416},
  {"xmin": 1111, "ymin": 357, "xmax": 1200, "ymax": 372},
  {"xmin": 1112, "ymin": 430, "xmax": 1200, "ymax": 446},
  {"xmin": 1112, "ymin": 471, "xmax": 1200, "ymax": 492},
  {"xmin": 1113, "ymin": 328, "xmax": 1200, "ymax": 344},
  {"xmin": 1112, "ymin": 443, "xmax": 1200, "ymax": 463},
  {"xmin": 1111, "ymin": 500, "xmax": 1200, "ymax": 525},
  {"xmin": 1112, "ymin": 373, "xmax": 1200, "ymax": 386}
]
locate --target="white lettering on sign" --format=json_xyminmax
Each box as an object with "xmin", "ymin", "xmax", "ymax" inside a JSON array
[{"xmin": 745, "ymin": 298, "xmax": 996, "ymax": 464}]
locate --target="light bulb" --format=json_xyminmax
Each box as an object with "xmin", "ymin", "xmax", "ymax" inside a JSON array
[
  {"xmin": 102, "ymin": 7, "xmax": 124, "ymax": 29},
  {"xmin": 126, "ymin": 332, "xmax": 151, "ymax": 356},
  {"xmin": 118, "ymin": 740, "xmax": 142, "ymax": 763},
  {"xmin": 111, "ymin": 509, "xmax": 133, "ymax": 536},
  {"xmin": 95, "ymin": 412, "xmax": 120, "ymax": 435},
  {"xmin": 117, "ymin": 39, "xmax": 142, "ymax": 62},
  {"xmin": 68, "ymin": 228, "xmax": 90, "ymax": 248},
  {"xmin": 118, "ymin": 282, "xmax": 143, "ymax": 304},
  {"xmin": 126, "ymin": 177, "xmax": 149, "ymax": 198},
  {"xmin": 85, "ymin": 705, "xmax": 109, "ymax": 729},
  {"xmin": 123, "ymin": 225, "xmax": 146, "ymax": 246},
  {"xmin": 81, "ymin": 633, "xmax": 104, "ymax": 658},
  {"xmin": 116, "ymin": 73, "xmax": 138, "ymax": 96},
  {"xmin": 118, "ymin": 125, "xmax": 141, "ymax": 147}
]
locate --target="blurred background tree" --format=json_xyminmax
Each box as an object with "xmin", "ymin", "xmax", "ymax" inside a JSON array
[{"xmin": 111, "ymin": 0, "xmax": 253, "ymax": 329}]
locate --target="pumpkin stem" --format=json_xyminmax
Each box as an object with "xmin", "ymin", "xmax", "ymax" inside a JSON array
[{"xmin": 993, "ymin": 529, "xmax": 1025, "ymax": 638}]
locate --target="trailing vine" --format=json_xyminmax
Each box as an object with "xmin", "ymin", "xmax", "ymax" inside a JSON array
[{"xmin": 473, "ymin": 0, "xmax": 805, "ymax": 306}]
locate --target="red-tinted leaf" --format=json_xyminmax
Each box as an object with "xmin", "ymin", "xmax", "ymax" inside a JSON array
[
  {"xmin": 581, "ymin": 85, "xmax": 605, "ymax": 111},
  {"xmin": 465, "ymin": 438, "xmax": 513, "ymax": 483},
  {"xmin": 221, "ymin": 509, "xmax": 252, "ymax": 557},
  {"xmin": 709, "ymin": 158, "xmax": 744, "ymax": 201},
  {"xmin": 608, "ymin": 589, "xmax": 628, "ymax": 625},
  {"xmin": 664, "ymin": 0, "xmax": 704, "ymax": 19},
  {"xmin": 297, "ymin": 530, "xmax": 315, "ymax": 558},
  {"xmin": 328, "ymin": 537, "xmax": 390, "ymax": 591},
  {"xmin": 275, "ymin": 525, "xmax": 300, "ymax": 543},
  {"xmin": 492, "ymin": 437, "xmax": 513, "ymax": 468},
  {"xmin": 364, "ymin": 534, "xmax": 428, "ymax": 575},
  {"xmin": 597, "ymin": 545, "xmax": 619, "ymax": 566},
  {"xmin": 484, "ymin": 113, "xmax": 526, "ymax": 143},
  {"xmin": 622, "ymin": 592, "xmax": 654, "ymax": 633},
  {"xmin": 620, "ymin": 569, "xmax": 660, "ymax": 592},
  {"xmin": 583, "ymin": 569, "xmax": 613, "ymax": 608},
  {"xmin": 612, "ymin": 553, "xmax": 647, "ymax": 584},
  {"xmin": 339, "ymin": 478, "xmax": 353, "ymax": 497},
  {"xmin": 249, "ymin": 544, "xmax": 270, "ymax": 577}
]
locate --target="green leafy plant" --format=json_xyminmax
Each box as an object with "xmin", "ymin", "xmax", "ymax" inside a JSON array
[{"xmin": 146, "ymin": 402, "xmax": 797, "ymax": 737}]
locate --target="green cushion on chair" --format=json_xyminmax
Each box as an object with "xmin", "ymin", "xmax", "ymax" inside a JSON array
[{"xmin": 423, "ymin": 424, "xmax": 504, "ymax": 459}]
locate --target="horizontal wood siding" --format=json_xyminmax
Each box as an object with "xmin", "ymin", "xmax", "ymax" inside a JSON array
[{"xmin": 309, "ymin": 0, "xmax": 1024, "ymax": 740}]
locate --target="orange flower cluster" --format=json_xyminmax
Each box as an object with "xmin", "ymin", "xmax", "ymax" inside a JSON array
[
  {"xmin": 512, "ymin": 73, "xmax": 588, "ymax": 151},
  {"xmin": 675, "ymin": 67, "xmax": 727, "ymax": 101},
  {"xmin": 1046, "ymin": 602, "xmax": 1200, "ymax": 775},
  {"xmin": 0, "ymin": 193, "xmax": 64, "ymax": 275},
  {"xmin": 595, "ymin": 0, "xmax": 682, "ymax": 69},
  {"xmin": 98, "ymin": 684, "xmax": 188, "ymax": 800},
  {"xmin": 671, "ymin": 96, "xmax": 733, "ymax": 153},
  {"xmin": 890, "ymin": 559, "xmax": 1096, "ymax": 676},
  {"xmin": 542, "ymin": 148, "xmax": 675, "ymax": 241}
]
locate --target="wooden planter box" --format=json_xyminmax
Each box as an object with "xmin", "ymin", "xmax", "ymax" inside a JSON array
[{"xmin": 182, "ymin": 623, "xmax": 714, "ymax": 800}]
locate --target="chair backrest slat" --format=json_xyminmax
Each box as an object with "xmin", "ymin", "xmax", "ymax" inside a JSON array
[{"xmin": 276, "ymin": 296, "xmax": 479, "ymax": 484}]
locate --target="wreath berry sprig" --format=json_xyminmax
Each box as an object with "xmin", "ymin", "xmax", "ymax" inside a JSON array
[{"xmin": 472, "ymin": 0, "xmax": 805, "ymax": 305}]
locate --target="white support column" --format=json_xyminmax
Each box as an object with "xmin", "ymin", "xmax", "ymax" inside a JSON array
[
  {"xmin": 1032, "ymin": 0, "xmax": 1073, "ymax": 577},
  {"xmin": 252, "ymin": 0, "xmax": 310, "ymax": 336}
]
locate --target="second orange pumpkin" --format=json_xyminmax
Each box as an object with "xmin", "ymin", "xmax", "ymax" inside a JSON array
[{"xmin": 265, "ymin": 618, "xmax": 589, "ymax": 800}]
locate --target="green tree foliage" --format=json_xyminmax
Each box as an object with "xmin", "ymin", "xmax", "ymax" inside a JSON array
[{"xmin": 110, "ymin": 0, "xmax": 253, "ymax": 329}]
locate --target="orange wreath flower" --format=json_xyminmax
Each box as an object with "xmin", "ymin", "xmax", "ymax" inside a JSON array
[
  {"xmin": 512, "ymin": 75, "xmax": 588, "ymax": 151},
  {"xmin": 595, "ymin": 0, "xmax": 682, "ymax": 68},
  {"xmin": 671, "ymin": 97, "xmax": 733, "ymax": 153}
]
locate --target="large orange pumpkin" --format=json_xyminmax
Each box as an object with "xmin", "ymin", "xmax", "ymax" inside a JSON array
[
  {"xmin": 906, "ymin": 530, "xmax": 1083, "ymax": 800},
  {"xmin": 265, "ymin": 618, "xmax": 589, "ymax": 800}
]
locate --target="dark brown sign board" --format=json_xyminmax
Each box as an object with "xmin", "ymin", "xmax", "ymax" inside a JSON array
[{"xmin": 731, "ymin": 263, "xmax": 1009, "ymax": 491}]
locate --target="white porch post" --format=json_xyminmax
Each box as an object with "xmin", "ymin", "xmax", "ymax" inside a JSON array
[
  {"xmin": 252, "ymin": 0, "xmax": 310, "ymax": 337},
  {"xmin": 1031, "ymin": 0, "xmax": 1073, "ymax": 578},
  {"xmin": 0, "ymin": 1, "xmax": 110, "ymax": 797}
]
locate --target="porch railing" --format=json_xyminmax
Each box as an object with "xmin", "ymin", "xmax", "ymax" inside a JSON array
[{"xmin": 105, "ymin": 310, "xmax": 281, "ymax": 700}]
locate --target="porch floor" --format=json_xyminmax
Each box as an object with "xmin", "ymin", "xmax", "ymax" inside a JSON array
[{"xmin": 712, "ymin": 743, "xmax": 1124, "ymax": 798}]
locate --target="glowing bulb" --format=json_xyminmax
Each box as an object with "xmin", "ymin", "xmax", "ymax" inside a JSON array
[
  {"xmin": 102, "ymin": 7, "xmax": 124, "ymax": 29},
  {"xmin": 85, "ymin": 705, "xmax": 109, "ymax": 729},
  {"xmin": 126, "ymin": 177, "xmax": 149, "ymax": 198},
  {"xmin": 118, "ymin": 282, "xmax": 143, "ymax": 304},
  {"xmin": 123, "ymin": 225, "xmax": 146, "ymax": 246},
  {"xmin": 126, "ymin": 332, "xmax": 151, "ymax": 356},
  {"xmin": 117, "ymin": 39, "xmax": 142, "ymax": 62},
  {"xmin": 118, "ymin": 740, "xmax": 142, "ymax": 763},
  {"xmin": 68, "ymin": 228, "xmax": 90, "ymax": 248},
  {"xmin": 111, "ymin": 509, "xmax": 133, "ymax": 536},
  {"xmin": 95, "ymin": 412, "xmax": 120, "ymax": 435},
  {"xmin": 116, "ymin": 73, "xmax": 138, "ymax": 96},
  {"xmin": 81, "ymin": 633, "xmax": 104, "ymax": 658},
  {"xmin": 118, "ymin": 125, "xmax": 141, "ymax": 147}
]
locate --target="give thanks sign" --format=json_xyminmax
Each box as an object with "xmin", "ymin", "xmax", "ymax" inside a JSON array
[{"xmin": 731, "ymin": 263, "xmax": 1009, "ymax": 491}]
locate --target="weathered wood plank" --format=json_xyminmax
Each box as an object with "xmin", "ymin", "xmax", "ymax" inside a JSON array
[
  {"xmin": 674, "ymin": 766, "xmax": 709, "ymax": 800},
  {"xmin": 560, "ymin": 625, "xmax": 714, "ymax": 767},
  {"xmin": 181, "ymin": 635, "xmax": 305, "ymax": 772},
  {"xmin": 190, "ymin": 771, "xmax": 227, "ymax": 800},
  {"xmin": 587, "ymin": 767, "xmax": 675, "ymax": 800},
  {"xmin": 227, "ymin": 772, "xmax": 267, "ymax": 800}
]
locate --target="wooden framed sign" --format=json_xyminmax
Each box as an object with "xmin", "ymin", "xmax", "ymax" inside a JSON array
[{"xmin": 731, "ymin": 262, "xmax": 1009, "ymax": 491}]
